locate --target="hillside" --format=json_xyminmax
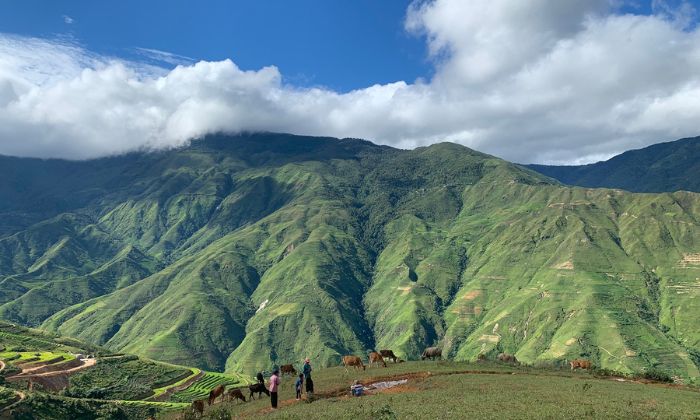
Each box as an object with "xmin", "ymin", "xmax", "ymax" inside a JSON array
[
  {"xmin": 0, "ymin": 321, "xmax": 245, "ymax": 418},
  {"xmin": 163, "ymin": 360, "xmax": 700, "ymax": 420},
  {"xmin": 0, "ymin": 133, "xmax": 699, "ymax": 379},
  {"xmin": 528, "ymin": 136, "xmax": 700, "ymax": 193}
]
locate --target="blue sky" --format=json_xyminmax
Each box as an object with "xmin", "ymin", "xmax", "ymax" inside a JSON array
[
  {"xmin": 1, "ymin": 0, "xmax": 433, "ymax": 92},
  {"xmin": 1, "ymin": 1, "xmax": 700, "ymax": 163}
]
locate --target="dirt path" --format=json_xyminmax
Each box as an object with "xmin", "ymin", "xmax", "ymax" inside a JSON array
[
  {"xmin": 0, "ymin": 360, "xmax": 5, "ymax": 373},
  {"xmin": 8, "ymin": 358, "xmax": 96, "ymax": 380},
  {"xmin": 18, "ymin": 356, "xmax": 69, "ymax": 374},
  {"xmin": 0, "ymin": 390, "xmax": 25, "ymax": 413}
]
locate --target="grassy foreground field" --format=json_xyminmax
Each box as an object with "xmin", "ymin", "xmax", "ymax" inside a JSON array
[{"xmin": 167, "ymin": 361, "xmax": 700, "ymax": 419}]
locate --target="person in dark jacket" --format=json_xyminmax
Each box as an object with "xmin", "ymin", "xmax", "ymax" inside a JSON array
[
  {"xmin": 302, "ymin": 357, "xmax": 313, "ymax": 396},
  {"xmin": 295, "ymin": 373, "xmax": 304, "ymax": 400}
]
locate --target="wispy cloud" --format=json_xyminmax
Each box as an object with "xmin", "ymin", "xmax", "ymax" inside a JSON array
[
  {"xmin": 63, "ymin": 15, "xmax": 74, "ymax": 24},
  {"xmin": 1, "ymin": 1, "xmax": 700, "ymax": 163},
  {"xmin": 133, "ymin": 47, "xmax": 194, "ymax": 67}
]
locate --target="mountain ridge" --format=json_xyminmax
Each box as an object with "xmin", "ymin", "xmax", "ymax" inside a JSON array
[{"xmin": 528, "ymin": 136, "xmax": 700, "ymax": 193}]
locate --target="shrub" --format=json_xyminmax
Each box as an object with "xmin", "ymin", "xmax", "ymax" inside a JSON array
[
  {"xmin": 206, "ymin": 406, "xmax": 232, "ymax": 420},
  {"xmin": 371, "ymin": 404, "xmax": 397, "ymax": 420},
  {"xmin": 593, "ymin": 368, "xmax": 624, "ymax": 377},
  {"xmin": 639, "ymin": 368, "xmax": 673, "ymax": 383}
]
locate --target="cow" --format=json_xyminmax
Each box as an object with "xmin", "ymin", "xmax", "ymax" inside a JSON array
[
  {"xmin": 369, "ymin": 351, "xmax": 387, "ymax": 368},
  {"xmin": 342, "ymin": 355, "xmax": 366, "ymax": 372},
  {"xmin": 227, "ymin": 388, "xmax": 246, "ymax": 403},
  {"xmin": 280, "ymin": 364, "xmax": 297, "ymax": 376},
  {"xmin": 570, "ymin": 359, "xmax": 592, "ymax": 370},
  {"xmin": 191, "ymin": 400, "xmax": 205, "ymax": 416},
  {"xmin": 497, "ymin": 353, "xmax": 519, "ymax": 365},
  {"xmin": 421, "ymin": 347, "xmax": 442, "ymax": 361},
  {"xmin": 208, "ymin": 384, "xmax": 225, "ymax": 406},
  {"xmin": 379, "ymin": 349, "xmax": 398, "ymax": 363},
  {"xmin": 248, "ymin": 382, "xmax": 270, "ymax": 400}
]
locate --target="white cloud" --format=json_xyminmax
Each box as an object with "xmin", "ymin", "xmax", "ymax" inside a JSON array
[
  {"xmin": 1, "ymin": 1, "xmax": 700, "ymax": 163},
  {"xmin": 63, "ymin": 15, "xmax": 74, "ymax": 24}
]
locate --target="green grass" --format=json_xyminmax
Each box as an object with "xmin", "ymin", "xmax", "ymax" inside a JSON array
[
  {"xmin": 170, "ymin": 372, "xmax": 245, "ymax": 403},
  {"xmin": 169, "ymin": 361, "xmax": 700, "ymax": 419}
]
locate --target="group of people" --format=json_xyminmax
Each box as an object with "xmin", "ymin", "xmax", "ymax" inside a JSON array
[{"xmin": 263, "ymin": 357, "xmax": 314, "ymax": 409}]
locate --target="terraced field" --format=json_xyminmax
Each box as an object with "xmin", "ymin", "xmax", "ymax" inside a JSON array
[
  {"xmin": 115, "ymin": 399, "xmax": 189, "ymax": 411},
  {"xmin": 0, "ymin": 351, "xmax": 73, "ymax": 365},
  {"xmin": 170, "ymin": 372, "xmax": 246, "ymax": 403}
]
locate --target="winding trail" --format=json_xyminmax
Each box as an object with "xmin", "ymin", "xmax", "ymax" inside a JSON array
[
  {"xmin": 9, "ymin": 357, "xmax": 96, "ymax": 379},
  {"xmin": 0, "ymin": 391, "xmax": 25, "ymax": 413}
]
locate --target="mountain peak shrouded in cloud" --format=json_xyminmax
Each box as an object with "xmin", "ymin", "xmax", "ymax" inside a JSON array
[{"xmin": 1, "ymin": 0, "xmax": 700, "ymax": 163}]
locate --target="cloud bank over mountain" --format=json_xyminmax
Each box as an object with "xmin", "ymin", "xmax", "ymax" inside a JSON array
[{"xmin": 1, "ymin": 0, "xmax": 700, "ymax": 163}]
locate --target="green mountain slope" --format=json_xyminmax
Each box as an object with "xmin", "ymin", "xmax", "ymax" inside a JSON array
[
  {"xmin": 0, "ymin": 133, "xmax": 699, "ymax": 379},
  {"xmin": 0, "ymin": 321, "xmax": 248, "ymax": 418},
  {"xmin": 528, "ymin": 136, "xmax": 700, "ymax": 193}
]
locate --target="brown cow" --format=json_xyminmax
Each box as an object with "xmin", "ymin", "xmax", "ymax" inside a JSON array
[
  {"xmin": 280, "ymin": 364, "xmax": 297, "ymax": 375},
  {"xmin": 421, "ymin": 346, "xmax": 442, "ymax": 360},
  {"xmin": 369, "ymin": 351, "xmax": 387, "ymax": 368},
  {"xmin": 191, "ymin": 399, "xmax": 205, "ymax": 416},
  {"xmin": 497, "ymin": 353, "xmax": 519, "ymax": 365},
  {"xmin": 570, "ymin": 359, "xmax": 592, "ymax": 370},
  {"xmin": 342, "ymin": 355, "xmax": 366, "ymax": 371},
  {"xmin": 227, "ymin": 388, "xmax": 246, "ymax": 403},
  {"xmin": 208, "ymin": 384, "xmax": 225, "ymax": 406},
  {"xmin": 248, "ymin": 382, "xmax": 270, "ymax": 400},
  {"xmin": 379, "ymin": 349, "xmax": 398, "ymax": 363}
]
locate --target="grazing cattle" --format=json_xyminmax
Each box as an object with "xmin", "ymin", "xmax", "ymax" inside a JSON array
[
  {"xmin": 379, "ymin": 350, "xmax": 398, "ymax": 363},
  {"xmin": 208, "ymin": 384, "xmax": 225, "ymax": 406},
  {"xmin": 248, "ymin": 382, "xmax": 270, "ymax": 400},
  {"xmin": 369, "ymin": 351, "xmax": 387, "ymax": 368},
  {"xmin": 570, "ymin": 359, "xmax": 592, "ymax": 370},
  {"xmin": 191, "ymin": 400, "xmax": 205, "ymax": 416},
  {"xmin": 342, "ymin": 355, "xmax": 366, "ymax": 371},
  {"xmin": 421, "ymin": 347, "xmax": 442, "ymax": 361},
  {"xmin": 280, "ymin": 364, "xmax": 297, "ymax": 376},
  {"xmin": 497, "ymin": 353, "xmax": 519, "ymax": 365},
  {"xmin": 227, "ymin": 388, "xmax": 246, "ymax": 403}
]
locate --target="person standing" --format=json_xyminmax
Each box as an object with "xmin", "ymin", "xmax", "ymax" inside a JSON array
[
  {"xmin": 302, "ymin": 357, "xmax": 313, "ymax": 396},
  {"xmin": 269, "ymin": 369, "xmax": 280, "ymax": 409},
  {"xmin": 295, "ymin": 373, "xmax": 304, "ymax": 400}
]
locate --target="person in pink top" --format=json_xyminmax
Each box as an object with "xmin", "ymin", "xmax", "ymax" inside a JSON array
[{"xmin": 269, "ymin": 369, "xmax": 280, "ymax": 409}]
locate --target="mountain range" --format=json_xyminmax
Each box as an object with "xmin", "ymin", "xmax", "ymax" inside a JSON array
[
  {"xmin": 528, "ymin": 136, "xmax": 700, "ymax": 193},
  {"xmin": 0, "ymin": 133, "xmax": 699, "ymax": 378}
]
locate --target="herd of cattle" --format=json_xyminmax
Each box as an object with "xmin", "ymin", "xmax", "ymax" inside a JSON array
[{"xmin": 189, "ymin": 347, "xmax": 594, "ymax": 415}]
